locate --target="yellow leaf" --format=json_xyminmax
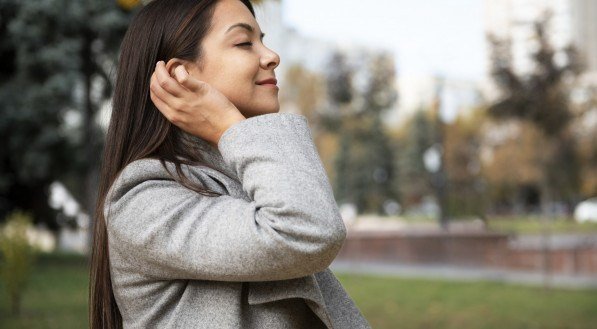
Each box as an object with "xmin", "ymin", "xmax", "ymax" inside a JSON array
[{"xmin": 117, "ymin": 0, "xmax": 141, "ymax": 10}]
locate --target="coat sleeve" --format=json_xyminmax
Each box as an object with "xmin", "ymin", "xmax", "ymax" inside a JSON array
[{"xmin": 105, "ymin": 113, "xmax": 347, "ymax": 282}]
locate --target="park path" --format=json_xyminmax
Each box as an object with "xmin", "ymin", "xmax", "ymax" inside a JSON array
[{"xmin": 330, "ymin": 259, "xmax": 597, "ymax": 290}]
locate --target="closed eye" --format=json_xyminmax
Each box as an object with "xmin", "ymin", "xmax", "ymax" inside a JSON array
[{"xmin": 235, "ymin": 42, "xmax": 253, "ymax": 47}]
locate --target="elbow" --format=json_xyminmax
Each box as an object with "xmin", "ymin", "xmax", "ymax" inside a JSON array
[
  {"xmin": 321, "ymin": 214, "xmax": 347, "ymax": 264},
  {"xmin": 259, "ymin": 205, "xmax": 348, "ymax": 277},
  {"xmin": 301, "ymin": 214, "xmax": 347, "ymax": 273}
]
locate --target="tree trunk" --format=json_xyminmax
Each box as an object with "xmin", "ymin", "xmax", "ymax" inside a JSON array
[{"xmin": 540, "ymin": 180, "xmax": 552, "ymax": 291}]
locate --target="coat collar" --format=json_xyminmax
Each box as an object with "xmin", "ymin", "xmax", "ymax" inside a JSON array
[{"xmin": 188, "ymin": 134, "xmax": 239, "ymax": 183}]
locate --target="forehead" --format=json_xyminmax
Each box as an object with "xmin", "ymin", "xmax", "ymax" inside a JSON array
[{"xmin": 210, "ymin": 0, "xmax": 258, "ymax": 32}]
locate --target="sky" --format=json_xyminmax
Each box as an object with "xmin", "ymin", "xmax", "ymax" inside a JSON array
[{"xmin": 281, "ymin": 0, "xmax": 487, "ymax": 82}]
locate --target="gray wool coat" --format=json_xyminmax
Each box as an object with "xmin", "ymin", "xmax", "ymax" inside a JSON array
[{"xmin": 105, "ymin": 113, "xmax": 371, "ymax": 328}]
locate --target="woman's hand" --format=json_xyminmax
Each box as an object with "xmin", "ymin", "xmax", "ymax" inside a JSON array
[{"xmin": 149, "ymin": 61, "xmax": 246, "ymax": 146}]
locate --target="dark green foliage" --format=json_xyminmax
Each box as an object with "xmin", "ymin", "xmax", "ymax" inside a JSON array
[
  {"xmin": 326, "ymin": 53, "xmax": 354, "ymax": 106},
  {"xmin": 398, "ymin": 110, "xmax": 435, "ymax": 207},
  {"xmin": 0, "ymin": 1, "xmax": 133, "ymax": 228},
  {"xmin": 325, "ymin": 51, "xmax": 399, "ymax": 214}
]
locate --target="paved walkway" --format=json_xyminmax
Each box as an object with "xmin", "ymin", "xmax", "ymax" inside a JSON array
[{"xmin": 330, "ymin": 260, "xmax": 597, "ymax": 290}]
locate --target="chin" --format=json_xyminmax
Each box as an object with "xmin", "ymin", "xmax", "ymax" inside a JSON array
[{"xmin": 239, "ymin": 104, "xmax": 280, "ymax": 118}]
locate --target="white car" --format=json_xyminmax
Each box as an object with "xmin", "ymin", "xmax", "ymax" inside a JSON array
[{"xmin": 574, "ymin": 198, "xmax": 597, "ymax": 223}]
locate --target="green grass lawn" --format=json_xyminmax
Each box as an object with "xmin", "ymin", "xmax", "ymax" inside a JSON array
[
  {"xmin": 336, "ymin": 273, "xmax": 597, "ymax": 329},
  {"xmin": 485, "ymin": 216, "xmax": 597, "ymax": 235},
  {"xmin": 0, "ymin": 253, "xmax": 88, "ymax": 329},
  {"xmin": 394, "ymin": 214, "xmax": 597, "ymax": 234},
  {"xmin": 1, "ymin": 253, "xmax": 596, "ymax": 329}
]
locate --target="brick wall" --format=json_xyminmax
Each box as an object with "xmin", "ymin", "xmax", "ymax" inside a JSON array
[{"xmin": 337, "ymin": 231, "xmax": 597, "ymax": 275}]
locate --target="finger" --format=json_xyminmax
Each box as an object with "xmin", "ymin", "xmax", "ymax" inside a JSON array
[
  {"xmin": 173, "ymin": 65, "xmax": 208, "ymax": 94},
  {"xmin": 150, "ymin": 71, "xmax": 184, "ymax": 111},
  {"xmin": 150, "ymin": 89, "xmax": 182, "ymax": 124},
  {"xmin": 173, "ymin": 66, "xmax": 191, "ymax": 90},
  {"xmin": 154, "ymin": 61, "xmax": 186, "ymax": 97}
]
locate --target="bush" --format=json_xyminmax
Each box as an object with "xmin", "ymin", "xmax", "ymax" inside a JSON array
[{"xmin": 0, "ymin": 210, "xmax": 37, "ymax": 316}]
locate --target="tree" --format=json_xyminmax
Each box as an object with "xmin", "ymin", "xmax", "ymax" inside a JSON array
[
  {"xmin": 397, "ymin": 110, "xmax": 435, "ymax": 208},
  {"xmin": 281, "ymin": 64, "xmax": 342, "ymax": 180},
  {"xmin": 0, "ymin": 1, "xmax": 133, "ymax": 228},
  {"xmin": 282, "ymin": 64, "xmax": 326, "ymax": 143},
  {"xmin": 443, "ymin": 110, "xmax": 486, "ymax": 217},
  {"xmin": 323, "ymin": 53, "xmax": 355, "ymax": 204},
  {"xmin": 487, "ymin": 12, "xmax": 584, "ymax": 213},
  {"xmin": 0, "ymin": 211, "xmax": 36, "ymax": 316},
  {"xmin": 323, "ymin": 51, "xmax": 399, "ymax": 214}
]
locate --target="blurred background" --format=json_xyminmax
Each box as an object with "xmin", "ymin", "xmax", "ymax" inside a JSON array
[{"xmin": 1, "ymin": 0, "xmax": 596, "ymax": 328}]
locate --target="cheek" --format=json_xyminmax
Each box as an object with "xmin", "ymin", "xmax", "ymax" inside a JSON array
[{"xmin": 209, "ymin": 58, "xmax": 258, "ymax": 103}]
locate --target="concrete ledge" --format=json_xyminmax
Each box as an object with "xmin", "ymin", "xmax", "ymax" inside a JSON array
[
  {"xmin": 338, "ymin": 231, "xmax": 597, "ymax": 275},
  {"xmin": 331, "ymin": 260, "xmax": 597, "ymax": 290}
]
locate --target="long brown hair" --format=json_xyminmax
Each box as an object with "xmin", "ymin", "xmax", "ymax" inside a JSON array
[{"xmin": 89, "ymin": 1, "xmax": 256, "ymax": 328}]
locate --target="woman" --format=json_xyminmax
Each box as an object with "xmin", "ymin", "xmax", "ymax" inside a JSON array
[{"xmin": 89, "ymin": 0, "xmax": 371, "ymax": 328}]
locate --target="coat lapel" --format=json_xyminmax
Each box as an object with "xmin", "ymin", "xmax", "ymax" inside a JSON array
[{"xmin": 247, "ymin": 275, "xmax": 334, "ymax": 329}]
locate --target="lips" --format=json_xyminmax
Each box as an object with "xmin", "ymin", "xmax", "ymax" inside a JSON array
[{"xmin": 256, "ymin": 78, "xmax": 277, "ymax": 86}]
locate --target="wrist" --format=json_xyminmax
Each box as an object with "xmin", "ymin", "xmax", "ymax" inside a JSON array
[{"xmin": 216, "ymin": 115, "xmax": 245, "ymax": 146}]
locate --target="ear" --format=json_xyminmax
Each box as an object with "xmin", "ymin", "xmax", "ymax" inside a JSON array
[{"xmin": 165, "ymin": 58, "xmax": 197, "ymax": 78}]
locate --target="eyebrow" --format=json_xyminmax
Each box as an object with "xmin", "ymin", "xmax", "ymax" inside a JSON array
[{"xmin": 225, "ymin": 22, "xmax": 265, "ymax": 40}]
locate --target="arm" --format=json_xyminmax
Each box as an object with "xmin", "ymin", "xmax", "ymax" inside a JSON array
[{"xmin": 106, "ymin": 113, "xmax": 347, "ymax": 282}]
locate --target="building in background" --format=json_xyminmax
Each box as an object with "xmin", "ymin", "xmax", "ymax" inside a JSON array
[{"xmin": 569, "ymin": 0, "xmax": 597, "ymax": 76}]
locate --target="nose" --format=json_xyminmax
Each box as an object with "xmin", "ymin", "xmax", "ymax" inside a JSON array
[{"xmin": 260, "ymin": 46, "xmax": 280, "ymax": 70}]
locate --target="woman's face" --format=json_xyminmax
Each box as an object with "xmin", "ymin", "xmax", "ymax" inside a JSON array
[{"xmin": 186, "ymin": 0, "xmax": 281, "ymax": 118}]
